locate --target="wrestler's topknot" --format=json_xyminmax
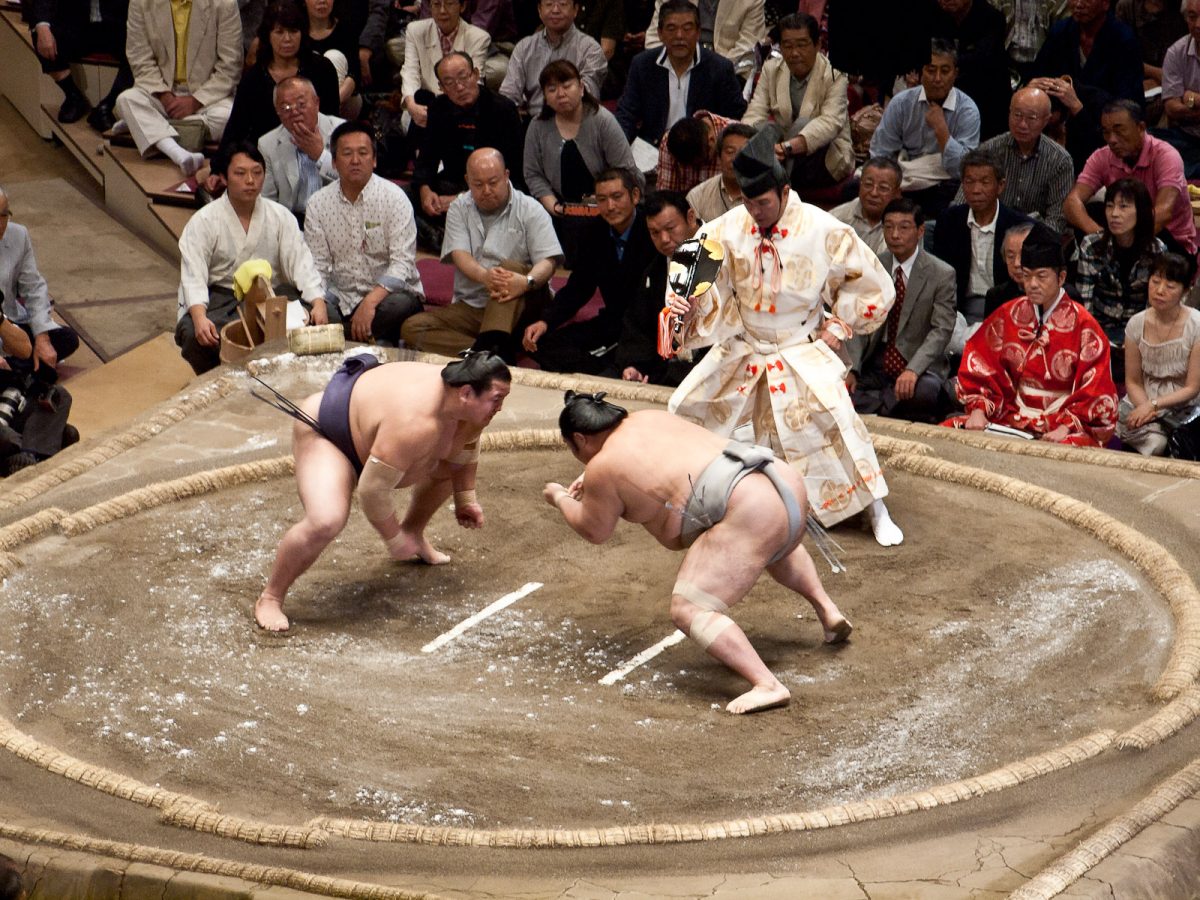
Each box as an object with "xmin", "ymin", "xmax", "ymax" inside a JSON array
[
  {"xmin": 560, "ymin": 390, "xmax": 628, "ymax": 440},
  {"xmin": 441, "ymin": 351, "xmax": 512, "ymax": 393}
]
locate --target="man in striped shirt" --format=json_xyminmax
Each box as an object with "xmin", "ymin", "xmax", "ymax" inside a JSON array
[{"xmin": 952, "ymin": 86, "xmax": 1074, "ymax": 233}]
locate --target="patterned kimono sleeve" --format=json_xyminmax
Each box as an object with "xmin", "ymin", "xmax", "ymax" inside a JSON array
[
  {"xmin": 821, "ymin": 226, "xmax": 895, "ymax": 341},
  {"xmin": 1045, "ymin": 314, "xmax": 1119, "ymax": 441},
  {"xmin": 955, "ymin": 310, "xmax": 1013, "ymax": 417}
]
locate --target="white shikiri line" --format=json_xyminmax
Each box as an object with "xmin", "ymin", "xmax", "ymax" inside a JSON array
[
  {"xmin": 421, "ymin": 582, "xmax": 544, "ymax": 653},
  {"xmin": 599, "ymin": 630, "xmax": 688, "ymax": 685}
]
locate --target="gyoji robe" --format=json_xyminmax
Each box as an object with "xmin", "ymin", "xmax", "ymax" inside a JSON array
[
  {"xmin": 667, "ymin": 197, "xmax": 896, "ymax": 526},
  {"xmin": 944, "ymin": 293, "xmax": 1119, "ymax": 446}
]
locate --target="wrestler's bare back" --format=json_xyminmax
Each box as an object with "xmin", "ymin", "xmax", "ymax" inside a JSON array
[
  {"xmin": 585, "ymin": 410, "xmax": 800, "ymax": 549},
  {"xmin": 339, "ymin": 362, "xmax": 482, "ymax": 482}
]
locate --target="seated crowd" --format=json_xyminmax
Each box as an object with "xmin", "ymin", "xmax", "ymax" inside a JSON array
[{"xmin": 13, "ymin": 0, "xmax": 1200, "ymax": 460}]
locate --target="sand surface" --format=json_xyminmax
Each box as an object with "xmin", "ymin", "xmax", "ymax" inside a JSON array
[{"xmin": 0, "ymin": 447, "xmax": 1170, "ymax": 831}]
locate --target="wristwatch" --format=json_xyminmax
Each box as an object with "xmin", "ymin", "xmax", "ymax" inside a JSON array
[{"xmin": 526, "ymin": 274, "xmax": 536, "ymax": 291}]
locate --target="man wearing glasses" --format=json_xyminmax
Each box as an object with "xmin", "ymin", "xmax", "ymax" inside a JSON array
[
  {"xmin": 410, "ymin": 52, "xmax": 523, "ymax": 250},
  {"xmin": 952, "ymin": 86, "xmax": 1073, "ymax": 233},
  {"xmin": 499, "ymin": 0, "xmax": 607, "ymax": 116},
  {"xmin": 397, "ymin": 0, "xmax": 490, "ymax": 131},
  {"xmin": 259, "ymin": 77, "xmax": 344, "ymax": 224}
]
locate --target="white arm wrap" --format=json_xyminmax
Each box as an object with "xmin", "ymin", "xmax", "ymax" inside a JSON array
[
  {"xmin": 448, "ymin": 440, "xmax": 480, "ymax": 466},
  {"xmin": 358, "ymin": 455, "xmax": 403, "ymax": 525}
]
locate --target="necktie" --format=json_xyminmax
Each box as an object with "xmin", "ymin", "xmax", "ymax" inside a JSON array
[
  {"xmin": 613, "ymin": 235, "xmax": 626, "ymax": 262},
  {"xmin": 882, "ymin": 266, "xmax": 907, "ymax": 380}
]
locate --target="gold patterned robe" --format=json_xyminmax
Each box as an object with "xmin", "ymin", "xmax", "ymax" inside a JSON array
[{"xmin": 667, "ymin": 196, "xmax": 896, "ymax": 525}]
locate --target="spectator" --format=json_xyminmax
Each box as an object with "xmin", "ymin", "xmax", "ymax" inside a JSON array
[
  {"xmin": 655, "ymin": 111, "xmax": 737, "ymax": 194},
  {"xmin": 304, "ymin": 122, "xmax": 425, "ymax": 346},
  {"xmin": 868, "ymin": 38, "xmax": 981, "ymax": 217},
  {"xmin": 614, "ymin": 190, "xmax": 706, "ymax": 386},
  {"xmin": 983, "ymin": 219, "xmax": 1035, "ymax": 318},
  {"xmin": 259, "ymin": 76, "xmax": 344, "ymax": 222},
  {"xmin": 521, "ymin": 169, "xmax": 655, "ymax": 372},
  {"xmin": 401, "ymin": 149, "xmax": 563, "ymax": 358},
  {"xmin": 305, "ymin": 0, "xmax": 361, "ymax": 109},
  {"xmin": 1115, "ymin": 0, "xmax": 1187, "ymax": 102},
  {"xmin": 930, "ymin": 0, "xmax": 1012, "ymax": 139},
  {"xmin": 615, "ymin": 0, "xmax": 746, "ymax": 144},
  {"xmin": 1157, "ymin": 0, "xmax": 1200, "ymax": 178},
  {"xmin": 1029, "ymin": 0, "xmax": 1144, "ymax": 172},
  {"xmin": 1118, "ymin": 251, "xmax": 1200, "ymax": 456},
  {"xmin": 411, "ymin": 52, "xmax": 523, "ymax": 251},
  {"xmin": 944, "ymin": 225, "xmax": 1118, "ymax": 445},
  {"xmin": 931, "ymin": 149, "xmax": 1032, "ymax": 324},
  {"xmin": 990, "ymin": 0, "xmax": 1068, "ymax": 82},
  {"xmin": 577, "ymin": 0, "xmax": 625, "ymax": 61},
  {"xmin": 955, "ymin": 86, "xmax": 1074, "ymax": 234},
  {"xmin": 499, "ymin": 0, "xmax": 607, "ymax": 117},
  {"xmin": 23, "ymin": 0, "xmax": 133, "ymax": 131},
  {"xmin": 398, "ymin": 0, "xmax": 490, "ymax": 130},
  {"xmin": 1073, "ymin": 178, "xmax": 1166, "ymax": 375},
  {"xmin": 239, "ymin": 0, "xmax": 266, "ymax": 54},
  {"xmin": 348, "ymin": 0, "xmax": 392, "ymax": 88},
  {"xmin": 114, "ymin": 0, "xmax": 242, "ymax": 176},
  {"xmin": 469, "ymin": 0, "xmax": 518, "ymax": 90},
  {"xmin": 686, "ymin": 122, "xmax": 754, "ymax": 223},
  {"xmin": 846, "ymin": 198, "xmax": 957, "ymax": 422},
  {"xmin": 221, "ymin": 1, "xmax": 340, "ymax": 151},
  {"xmin": 744, "ymin": 13, "xmax": 854, "ymax": 191},
  {"xmin": 176, "ymin": 143, "xmax": 326, "ymax": 374},
  {"xmin": 1065, "ymin": 99, "xmax": 1198, "ymax": 256},
  {"xmin": 829, "ymin": 156, "xmax": 904, "ymax": 258},
  {"xmin": 0, "ymin": 186, "xmax": 81, "ymax": 374},
  {"xmin": 642, "ymin": 0, "xmax": 766, "ymax": 79},
  {"xmin": 524, "ymin": 60, "xmax": 641, "ymax": 218}
]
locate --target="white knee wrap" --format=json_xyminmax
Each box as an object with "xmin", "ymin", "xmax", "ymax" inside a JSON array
[
  {"xmin": 690, "ymin": 610, "xmax": 733, "ymax": 650},
  {"xmin": 673, "ymin": 580, "xmax": 729, "ymax": 612}
]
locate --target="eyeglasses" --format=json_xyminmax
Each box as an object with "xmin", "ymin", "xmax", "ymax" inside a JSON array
[
  {"xmin": 280, "ymin": 100, "xmax": 310, "ymax": 113},
  {"xmin": 1010, "ymin": 111, "xmax": 1047, "ymax": 123},
  {"xmin": 439, "ymin": 73, "xmax": 477, "ymax": 88},
  {"xmin": 540, "ymin": 0, "xmax": 573, "ymax": 9},
  {"xmin": 430, "ymin": 0, "xmax": 460, "ymax": 8}
]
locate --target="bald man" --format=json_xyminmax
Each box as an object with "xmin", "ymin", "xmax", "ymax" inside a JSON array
[
  {"xmin": 953, "ymin": 86, "xmax": 1074, "ymax": 233},
  {"xmin": 401, "ymin": 149, "xmax": 563, "ymax": 359}
]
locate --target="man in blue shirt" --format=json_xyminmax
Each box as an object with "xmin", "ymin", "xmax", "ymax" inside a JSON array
[{"xmin": 869, "ymin": 38, "xmax": 982, "ymax": 217}]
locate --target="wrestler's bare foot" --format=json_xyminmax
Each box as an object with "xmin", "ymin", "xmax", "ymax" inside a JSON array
[
  {"xmin": 255, "ymin": 592, "xmax": 290, "ymax": 632},
  {"xmin": 726, "ymin": 681, "xmax": 791, "ymax": 714},
  {"xmin": 387, "ymin": 531, "xmax": 451, "ymax": 565},
  {"xmin": 865, "ymin": 499, "xmax": 904, "ymax": 547},
  {"xmin": 823, "ymin": 617, "xmax": 853, "ymax": 644}
]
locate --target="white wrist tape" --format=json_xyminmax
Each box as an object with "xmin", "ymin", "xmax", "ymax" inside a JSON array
[{"xmin": 454, "ymin": 489, "xmax": 478, "ymax": 507}]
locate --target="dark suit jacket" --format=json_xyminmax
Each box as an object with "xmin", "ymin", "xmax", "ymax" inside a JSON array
[
  {"xmin": 542, "ymin": 209, "xmax": 657, "ymax": 341},
  {"xmin": 615, "ymin": 47, "xmax": 747, "ymax": 144},
  {"xmin": 846, "ymin": 248, "xmax": 958, "ymax": 382},
  {"xmin": 413, "ymin": 87, "xmax": 524, "ymax": 194},
  {"xmin": 931, "ymin": 202, "xmax": 1032, "ymax": 309}
]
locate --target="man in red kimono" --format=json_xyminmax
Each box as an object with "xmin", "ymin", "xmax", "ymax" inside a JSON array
[{"xmin": 943, "ymin": 226, "xmax": 1118, "ymax": 446}]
